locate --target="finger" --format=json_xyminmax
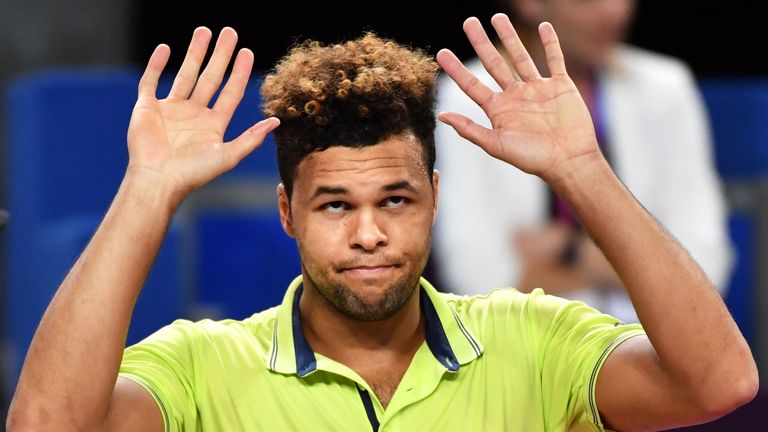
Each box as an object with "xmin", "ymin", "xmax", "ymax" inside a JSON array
[
  {"xmin": 168, "ymin": 27, "xmax": 213, "ymax": 99},
  {"xmin": 538, "ymin": 22, "xmax": 568, "ymax": 77},
  {"xmin": 190, "ymin": 27, "xmax": 239, "ymax": 106},
  {"xmin": 437, "ymin": 111, "xmax": 495, "ymax": 152},
  {"xmin": 212, "ymin": 48, "xmax": 254, "ymax": 120},
  {"xmin": 462, "ymin": 17, "xmax": 517, "ymax": 89},
  {"xmin": 490, "ymin": 13, "xmax": 541, "ymax": 81},
  {"xmin": 138, "ymin": 44, "xmax": 170, "ymax": 98},
  {"xmin": 436, "ymin": 49, "xmax": 494, "ymax": 107},
  {"xmin": 224, "ymin": 117, "xmax": 280, "ymax": 167}
]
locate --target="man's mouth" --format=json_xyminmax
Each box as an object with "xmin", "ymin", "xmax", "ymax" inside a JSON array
[{"xmin": 339, "ymin": 264, "xmax": 399, "ymax": 276}]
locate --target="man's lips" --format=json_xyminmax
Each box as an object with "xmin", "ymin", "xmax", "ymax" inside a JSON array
[{"xmin": 339, "ymin": 264, "xmax": 399, "ymax": 276}]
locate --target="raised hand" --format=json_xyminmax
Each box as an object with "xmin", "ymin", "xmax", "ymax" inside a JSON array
[
  {"xmin": 436, "ymin": 14, "xmax": 599, "ymax": 183},
  {"xmin": 127, "ymin": 27, "xmax": 279, "ymax": 202}
]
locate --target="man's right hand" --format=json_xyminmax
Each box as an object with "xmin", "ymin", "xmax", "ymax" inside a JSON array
[
  {"xmin": 7, "ymin": 26, "xmax": 279, "ymax": 432},
  {"xmin": 127, "ymin": 26, "xmax": 279, "ymax": 206}
]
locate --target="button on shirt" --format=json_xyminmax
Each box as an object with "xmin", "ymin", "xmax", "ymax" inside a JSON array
[{"xmin": 119, "ymin": 276, "xmax": 644, "ymax": 431}]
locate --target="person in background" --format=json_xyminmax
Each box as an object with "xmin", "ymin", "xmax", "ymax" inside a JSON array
[{"xmin": 434, "ymin": 0, "xmax": 733, "ymax": 323}]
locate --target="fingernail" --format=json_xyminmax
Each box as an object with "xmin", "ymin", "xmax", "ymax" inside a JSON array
[{"xmin": 262, "ymin": 117, "xmax": 280, "ymax": 129}]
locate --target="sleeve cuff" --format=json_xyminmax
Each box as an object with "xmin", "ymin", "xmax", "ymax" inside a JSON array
[
  {"xmin": 119, "ymin": 372, "xmax": 171, "ymax": 432},
  {"xmin": 586, "ymin": 329, "xmax": 646, "ymax": 431}
]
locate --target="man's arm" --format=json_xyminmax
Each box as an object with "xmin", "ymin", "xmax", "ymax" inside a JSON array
[
  {"xmin": 7, "ymin": 27, "xmax": 279, "ymax": 432},
  {"xmin": 436, "ymin": 14, "xmax": 758, "ymax": 431}
]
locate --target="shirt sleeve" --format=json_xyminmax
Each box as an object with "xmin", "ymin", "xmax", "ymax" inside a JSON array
[
  {"xmin": 119, "ymin": 319, "xmax": 203, "ymax": 432},
  {"xmin": 529, "ymin": 290, "xmax": 645, "ymax": 431}
]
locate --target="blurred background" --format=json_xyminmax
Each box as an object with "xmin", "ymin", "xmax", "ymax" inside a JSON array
[{"xmin": 1, "ymin": 0, "xmax": 766, "ymax": 429}]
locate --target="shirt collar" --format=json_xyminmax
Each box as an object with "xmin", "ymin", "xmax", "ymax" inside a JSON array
[{"xmin": 267, "ymin": 276, "xmax": 483, "ymax": 377}]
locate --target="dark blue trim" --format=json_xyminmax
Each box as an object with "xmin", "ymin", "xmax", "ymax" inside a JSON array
[
  {"xmin": 420, "ymin": 289, "xmax": 460, "ymax": 371},
  {"xmin": 358, "ymin": 387, "xmax": 380, "ymax": 431},
  {"xmin": 291, "ymin": 285, "xmax": 318, "ymax": 377}
]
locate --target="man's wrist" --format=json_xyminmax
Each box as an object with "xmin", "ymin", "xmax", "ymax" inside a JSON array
[
  {"xmin": 121, "ymin": 166, "xmax": 185, "ymax": 215},
  {"xmin": 544, "ymin": 151, "xmax": 613, "ymax": 200}
]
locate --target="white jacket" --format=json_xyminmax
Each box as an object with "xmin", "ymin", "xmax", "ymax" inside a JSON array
[{"xmin": 433, "ymin": 45, "xmax": 733, "ymax": 322}]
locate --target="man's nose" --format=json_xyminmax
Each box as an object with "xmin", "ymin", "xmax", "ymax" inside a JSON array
[{"xmin": 349, "ymin": 209, "xmax": 388, "ymax": 251}]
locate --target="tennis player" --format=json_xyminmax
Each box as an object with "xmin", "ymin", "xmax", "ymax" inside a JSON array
[{"xmin": 8, "ymin": 14, "xmax": 757, "ymax": 431}]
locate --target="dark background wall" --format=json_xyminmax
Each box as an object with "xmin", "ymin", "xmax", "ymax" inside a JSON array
[{"xmin": 134, "ymin": 0, "xmax": 765, "ymax": 77}]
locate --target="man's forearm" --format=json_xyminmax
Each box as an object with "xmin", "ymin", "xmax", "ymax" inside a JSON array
[
  {"xmin": 549, "ymin": 153, "xmax": 757, "ymax": 401},
  {"xmin": 8, "ymin": 170, "xmax": 178, "ymax": 430}
]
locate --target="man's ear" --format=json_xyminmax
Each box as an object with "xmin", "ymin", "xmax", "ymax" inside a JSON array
[
  {"xmin": 431, "ymin": 169, "xmax": 440, "ymax": 225},
  {"xmin": 277, "ymin": 184, "xmax": 295, "ymax": 238}
]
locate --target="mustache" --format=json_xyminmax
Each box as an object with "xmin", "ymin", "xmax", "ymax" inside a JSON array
[{"xmin": 333, "ymin": 254, "xmax": 404, "ymax": 271}]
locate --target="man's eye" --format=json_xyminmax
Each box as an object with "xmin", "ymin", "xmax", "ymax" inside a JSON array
[
  {"xmin": 383, "ymin": 196, "xmax": 408, "ymax": 208},
  {"xmin": 323, "ymin": 201, "xmax": 348, "ymax": 213}
]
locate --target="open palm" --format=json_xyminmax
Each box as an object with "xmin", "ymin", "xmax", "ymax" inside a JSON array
[
  {"xmin": 437, "ymin": 15, "xmax": 599, "ymax": 183},
  {"xmin": 127, "ymin": 27, "xmax": 279, "ymax": 199}
]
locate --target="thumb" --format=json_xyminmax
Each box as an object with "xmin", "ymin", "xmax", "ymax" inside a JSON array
[
  {"xmin": 438, "ymin": 111, "xmax": 494, "ymax": 152},
  {"xmin": 224, "ymin": 117, "xmax": 281, "ymax": 166}
]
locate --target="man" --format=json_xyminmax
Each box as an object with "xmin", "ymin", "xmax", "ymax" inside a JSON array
[
  {"xmin": 434, "ymin": 0, "xmax": 733, "ymax": 324},
  {"xmin": 7, "ymin": 15, "xmax": 757, "ymax": 432}
]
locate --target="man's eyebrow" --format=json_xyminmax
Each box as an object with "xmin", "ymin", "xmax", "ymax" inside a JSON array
[
  {"xmin": 310, "ymin": 186, "xmax": 348, "ymax": 201},
  {"xmin": 382, "ymin": 181, "xmax": 417, "ymax": 193}
]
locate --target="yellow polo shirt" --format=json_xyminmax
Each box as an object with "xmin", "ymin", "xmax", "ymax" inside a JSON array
[{"xmin": 119, "ymin": 276, "xmax": 644, "ymax": 431}]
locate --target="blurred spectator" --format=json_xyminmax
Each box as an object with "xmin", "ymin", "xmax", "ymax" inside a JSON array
[{"xmin": 434, "ymin": 0, "xmax": 733, "ymax": 323}]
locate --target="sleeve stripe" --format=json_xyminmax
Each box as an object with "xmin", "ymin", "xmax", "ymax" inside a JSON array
[
  {"xmin": 119, "ymin": 373, "xmax": 171, "ymax": 432},
  {"xmin": 270, "ymin": 319, "xmax": 279, "ymax": 370},
  {"xmin": 587, "ymin": 331, "xmax": 646, "ymax": 430},
  {"xmin": 449, "ymin": 307, "xmax": 482, "ymax": 356}
]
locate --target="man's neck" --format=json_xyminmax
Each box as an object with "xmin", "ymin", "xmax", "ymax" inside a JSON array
[
  {"xmin": 298, "ymin": 279, "xmax": 426, "ymax": 408},
  {"xmin": 298, "ymin": 279, "xmax": 425, "ymax": 365}
]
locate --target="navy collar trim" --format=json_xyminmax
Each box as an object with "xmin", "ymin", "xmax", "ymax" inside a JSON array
[
  {"xmin": 420, "ymin": 288, "xmax": 460, "ymax": 371},
  {"xmin": 290, "ymin": 284, "xmax": 461, "ymax": 377},
  {"xmin": 291, "ymin": 285, "xmax": 318, "ymax": 377}
]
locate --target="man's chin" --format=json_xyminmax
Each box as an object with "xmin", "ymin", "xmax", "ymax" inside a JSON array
[
  {"xmin": 326, "ymin": 279, "xmax": 418, "ymax": 321},
  {"xmin": 337, "ymin": 298, "xmax": 408, "ymax": 322}
]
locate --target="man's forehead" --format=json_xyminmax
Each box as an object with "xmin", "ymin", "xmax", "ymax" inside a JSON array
[{"xmin": 294, "ymin": 136, "xmax": 428, "ymax": 188}]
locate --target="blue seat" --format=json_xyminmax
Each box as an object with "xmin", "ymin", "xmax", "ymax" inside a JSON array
[
  {"xmin": 3, "ymin": 70, "xmax": 183, "ymax": 383},
  {"xmin": 4, "ymin": 67, "xmax": 283, "ymax": 386},
  {"xmin": 725, "ymin": 213, "xmax": 755, "ymax": 346},
  {"xmin": 699, "ymin": 79, "xmax": 768, "ymax": 180},
  {"xmin": 699, "ymin": 79, "xmax": 768, "ymax": 351},
  {"xmin": 194, "ymin": 209, "xmax": 301, "ymax": 320}
]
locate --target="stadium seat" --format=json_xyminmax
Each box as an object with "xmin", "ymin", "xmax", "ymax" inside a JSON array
[
  {"xmin": 194, "ymin": 209, "xmax": 301, "ymax": 320},
  {"xmin": 3, "ymin": 68, "xmax": 283, "ymax": 387},
  {"xmin": 700, "ymin": 79, "xmax": 768, "ymax": 179},
  {"xmin": 3, "ymin": 70, "xmax": 181, "ymax": 382},
  {"xmin": 699, "ymin": 79, "xmax": 768, "ymax": 352}
]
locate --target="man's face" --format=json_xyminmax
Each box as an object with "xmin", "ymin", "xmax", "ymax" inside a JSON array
[
  {"xmin": 537, "ymin": 0, "xmax": 636, "ymax": 69},
  {"xmin": 278, "ymin": 134, "xmax": 438, "ymax": 321}
]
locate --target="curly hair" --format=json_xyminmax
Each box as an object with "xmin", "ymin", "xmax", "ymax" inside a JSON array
[{"xmin": 261, "ymin": 32, "xmax": 439, "ymax": 198}]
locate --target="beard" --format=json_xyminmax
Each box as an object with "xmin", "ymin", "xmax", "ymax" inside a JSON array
[{"xmin": 298, "ymin": 246, "xmax": 430, "ymax": 322}]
